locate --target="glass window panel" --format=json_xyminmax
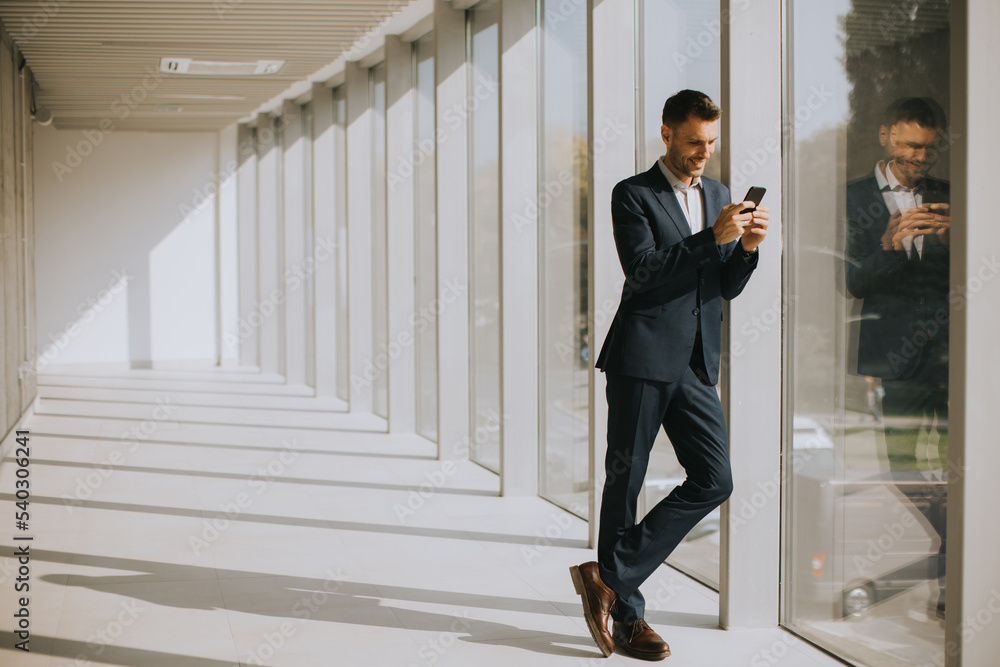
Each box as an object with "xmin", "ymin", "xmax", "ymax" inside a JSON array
[
  {"xmin": 333, "ymin": 86, "xmax": 350, "ymax": 402},
  {"xmin": 415, "ymin": 33, "xmax": 439, "ymax": 442},
  {"xmin": 302, "ymin": 101, "xmax": 316, "ymax": 388},
  {"xmin": 371, "ymin": 62, "xmax": 389, "ymax": 419},
  {"xmin": 637, "ymin": 0, "xmax": 723, "ymax": 589},
  {"xmin": 538, "ymin": 0, "xmax": 589, "ymax": 518},
  {"xmin": 468, "ymin": 0, "xmax": 501, "ymax": 473},
  {"xmin": 784, "ymin": 2, "xmax": 951, "ymax": 664}
]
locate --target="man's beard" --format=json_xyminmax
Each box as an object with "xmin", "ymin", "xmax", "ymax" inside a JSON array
[
  {"xmin": 895, "ymin": 157, "xmax": 931, "ymax": 181},
  {"xmin": 667, "ymin": 146, "xmax": 700, "ymax": 178}
]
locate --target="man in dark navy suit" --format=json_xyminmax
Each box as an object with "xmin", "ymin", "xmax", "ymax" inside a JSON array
[
  {"xmin": 845, "ymin": 97, "xmax": 950, "ymax": 619},
  {"xmin": 570, "ymin": 90, "xmax": 768, "ymax": 660}
]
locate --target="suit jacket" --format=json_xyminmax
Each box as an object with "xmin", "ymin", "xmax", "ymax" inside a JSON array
[
  {"xmin": 595, "ymin": 163, "xmax": 758, "ymax": 385},
  {"xmin": 844, "ymin": 174, "xmax": 950, "ymax": 381}
]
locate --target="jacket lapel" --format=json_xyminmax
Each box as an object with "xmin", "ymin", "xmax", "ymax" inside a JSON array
[
  {"xmin": 702, "ymin": 181, "xmax": 734, "ymax": 257},
  {"xmin": 648, "ymin": 162, "xmax": 694, "ymax": 239},
  {"xmin": 702, "ymin": 180, "xmax": 723, "ymax": 230},
  {"xmin": 861, "ymin": 175, "xmax": 891, "ymax": 229}
]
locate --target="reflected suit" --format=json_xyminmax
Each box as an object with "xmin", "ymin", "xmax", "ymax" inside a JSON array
[{"xmin": 844, "ymin": 170, "xmax": 949, "ymax": 603}]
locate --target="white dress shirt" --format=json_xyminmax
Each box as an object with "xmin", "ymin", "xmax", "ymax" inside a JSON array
[
  {"xmin": 875, "ymin": 159, "xmax": 924, "ymax": 259},
  {"xmin": 659, "ymin": 156, "xmax": 704, "ymax": 234}
]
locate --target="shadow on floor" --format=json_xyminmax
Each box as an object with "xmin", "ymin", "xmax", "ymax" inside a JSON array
[
  {"xmin": 29, "ymin": 458, "xmax": 498, "ymax": 497},
  {"xmin": 12, "ymin": 548, "xmax": 717, "ymax": 662},
  {"xmin": 22, "ymin": 549, "xmax": 604, "ymax": 661},
  {"xmin": 0, "ymin": 632, "xmax": 242, "ymax": 667},
  {"xmin": 21, "ymin": 430, "xmax": 439, "ymax": 460},
  {"xmin": 0, "ymin": 495, "xmax": 585, "ymax": 549}
]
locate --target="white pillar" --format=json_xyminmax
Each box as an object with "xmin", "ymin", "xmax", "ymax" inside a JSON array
[
  {"xmin": 718, "ymin": 0, "xmax": 783, "ymax": 629},
  {"xmin": 346, "ymin": 61, "xmax": 375, "ymax": 414},
  {"xmin": 588, "ymin": 0, "xmax": 636, "ymax": 542},
  {"xmin": 282, "ymin": 100, "xmax": 308, "ymax": 386},
  {"xmin": 434, "ymin": 0, "xmax": 471, "ymax": 459},
  {"xmin": 256, "ymin": 112, "xmax": 285, "ymax": 376},
  {"xmin": 218, "ymin": 124, "xmax": 240, "ymax": 367},
  {"xmin": 236, "ymin": 123, "xmax": 260, "ymax": 369},
  {"xmin": 386, "ymin": 35, "xmax": 417, "ymax": 434},
  {"xmin": 498, "ymin": 0, "xmax": 539, "ymax": 495},
  {"xmin": 946, "ymin": 1, "xmax": 1000, "ymax": 663},
  {"xmin": 311, "ymin": 83, "xmax": 341, "ymax": 398}
]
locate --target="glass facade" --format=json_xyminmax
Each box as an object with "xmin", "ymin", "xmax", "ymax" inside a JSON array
[
  {"xmin": 220, "ymin": 4, "xmax": 976, "ymax": 662},
  {"xmin": 371, "ymin": 62, "xmax": 389, "ymax": 419},
  {"xmin": 333, "ymin": 85, "xmax": 350, "ymax": 402},
  {"xmin": 783, "ymin": 1, "xmax": 951, "ymax": 664},
  {"xmin": 414, "ymin": 33, "xmax": 439, "ymax": 442},
  {"xmin": 467, "ymin": 0, "xmax": 501, "ymax": 473},
  {"xmin": 302, "ymin": 101, "xmax": 316, "ymax": 389},
  {"xmin": 537, "ymin": 0, "xmax": 589, "ymax": 517},
  {"xmin": 636, "ymin": 0, "xmax": 724, "ymax": 589}
]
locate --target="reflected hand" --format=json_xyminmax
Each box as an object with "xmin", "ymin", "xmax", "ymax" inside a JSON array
[
  {"xmin": 881, "ymin": 211, "xmax": 903, "ymax": 250},
  {"xmin": 889, "ymin": 207, "xmax": 950, "ymax": 251},
  {"xmin": 928, "ymin": 203, "xmax": 951, "ymax": 246}
]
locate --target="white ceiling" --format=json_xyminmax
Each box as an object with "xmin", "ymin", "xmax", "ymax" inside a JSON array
[{"xmin": 0, "ymin": 0, "xmax": 411, "ymax": 132}]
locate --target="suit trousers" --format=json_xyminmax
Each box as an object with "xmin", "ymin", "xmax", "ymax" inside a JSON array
[
  {"xmin": 598, "ymin": 339, "xmax": 733, "ymax": 624},
  {"xmin": 881, "ymin": 354, "xmax": 949, "ymax": 589}
]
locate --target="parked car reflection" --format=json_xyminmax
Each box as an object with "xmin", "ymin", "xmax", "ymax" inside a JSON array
[{"xmin": 643, "ymin": 415, "xmax": 945, "ymax": 622}]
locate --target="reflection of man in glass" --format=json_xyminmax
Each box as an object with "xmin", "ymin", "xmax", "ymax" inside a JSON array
[{"xmin": 845, "ymin": 97, "xmax": 949, "ymax": 619}]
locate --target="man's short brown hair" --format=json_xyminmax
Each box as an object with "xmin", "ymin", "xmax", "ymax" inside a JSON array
[
  {"xmin": 661, "ymin": 90, "xmax": 721, "ymax": 130},
  {"xmin": 883, "ymin": 97, "xmax": 947, "ymax": 132}
]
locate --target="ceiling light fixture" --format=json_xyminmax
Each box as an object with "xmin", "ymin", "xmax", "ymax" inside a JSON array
[{"xmin": 160, "ymin": 58, "xmax": 285, "ymax": 76}]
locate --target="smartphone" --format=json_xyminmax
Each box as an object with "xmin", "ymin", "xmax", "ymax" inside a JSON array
[{"xmin": 740, "ymin": 186, "xmax": 766, "ymax": 214}]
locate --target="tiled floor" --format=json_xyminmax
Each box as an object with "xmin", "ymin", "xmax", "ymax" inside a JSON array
[{"xmin": 0, "ymin": 367, "xmax": 847, "ymax": 666}]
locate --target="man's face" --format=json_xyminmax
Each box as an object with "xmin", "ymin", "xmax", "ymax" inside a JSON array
[
  {"xmin": 661, "ymin": 117, "xmax": 718, "ymax": 182},
  {"xmin": 888, "ymin": 120, "xmax": 940, "ymax": 185}
]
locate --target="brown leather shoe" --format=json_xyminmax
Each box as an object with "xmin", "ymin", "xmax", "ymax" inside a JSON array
[
  {"xmin": 612, "ymin": 619, "xmax": 671, "ymax": 660},
  {"xmin": 569, "ymin": 562, "xmax": 616, "ymax": 657}
]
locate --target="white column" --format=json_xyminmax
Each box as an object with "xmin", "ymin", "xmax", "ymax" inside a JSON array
[
  {"xmin": 346, "ymin": 61, "xmax": 375, "ymax": 414},
  {"xmin": 311, "ymin": 83, "xmax": 340, "ymax": 398},
  {"xmin": 282, "ymin": 100, "xmax": 308, "ymax": 386},
  {"xmin": 718, "ymin": 0, "xmax": 783, "ymax": 629},
  {"xmin": 588, "ymin": 0, "xmax": 636, "ymax": 542},
  {"xmin": 947, "ymin": 1, "xmax": 1000, "ymax": 664},
  {"xmin": 256, "ymin": 112, "xmax": 285, "ymax": 376},
  {"xmin": 434, "ymin": 0, "xmax": 471, "ymax": 459},
  {"xmin": 386, "ymin": 35, "xmax": 417, "ymax": 434},
  {"xmin": 497, "ymin": 0, "xmax": 538, "ymax": 494},
  {"xmin": 236, "ymin": 123, "xmax": 260, "ymax": 369},
  {"xmin": 218, "ymin": 123, "xmax": 240, "ymax": 367}
]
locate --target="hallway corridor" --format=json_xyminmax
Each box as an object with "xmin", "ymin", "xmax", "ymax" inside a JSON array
[{"xmin": 0, "ymin": 367, "xmax": 843, "ymax": 666}]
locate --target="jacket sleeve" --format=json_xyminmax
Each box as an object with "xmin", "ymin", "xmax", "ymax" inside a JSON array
[
  {"xmin": 844, "ymin": 188, "xmax": 908, "ymax": 299},
  {"xmin": 720, "ymin": 240, "xmax": 758, "ymax": 300},
  {"xmin": 611, "ymin": 180, "xmax": 721, "ymax": 295}
]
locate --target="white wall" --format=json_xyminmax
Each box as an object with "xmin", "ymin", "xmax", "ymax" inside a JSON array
[{"xmin": 33, "ymin": 124, "xmax": 220, "ymax": 369}]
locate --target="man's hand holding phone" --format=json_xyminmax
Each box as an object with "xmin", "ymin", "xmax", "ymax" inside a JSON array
[
  {"xmin": 712, "ymin": 202, "xmax": 754, "ymax": 245},
  {"xmin": 713, "ymin": 186, "xmax": 768, "ymax": 251},
  {"xmin": 741, "ymin": 204, "xmax": 769, "ymax": 252}
]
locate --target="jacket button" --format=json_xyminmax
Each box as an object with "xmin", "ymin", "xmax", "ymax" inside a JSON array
[{"xmin": 692, "ymin": 308, "xmax": 700, "ymax": 316}]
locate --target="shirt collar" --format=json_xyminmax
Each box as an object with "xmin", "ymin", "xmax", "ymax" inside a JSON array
[
  {"xmin": 881, "ymin": 159, "xmax": 920, "ymax": 192},
  {"xmin": 874, "ymin": 160, "xmax": 890, "ymax": 191},
  {"xmin": 659, "ymin": 156, "xmax": 701, "ymax": 192}
]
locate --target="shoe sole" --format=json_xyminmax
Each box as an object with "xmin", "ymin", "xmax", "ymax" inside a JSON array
[
  {"xmin": 617, "ymin": 643, "xmax": 672, "ymax": 661},
  {"xmin": 570, "ymin": 565, "xmax": 614, "ymax": 658}
]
